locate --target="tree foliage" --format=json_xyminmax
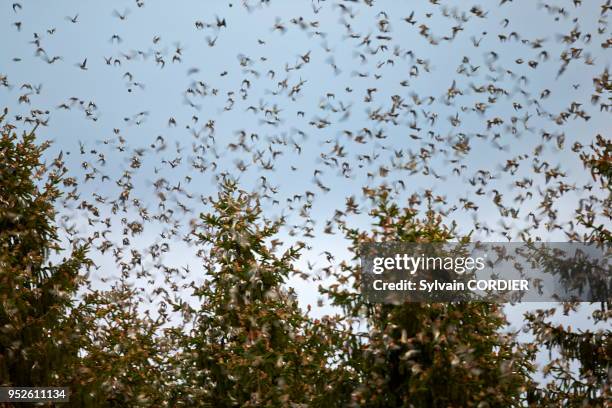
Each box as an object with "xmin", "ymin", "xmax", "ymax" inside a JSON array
[
  {"xmin": 322, "ymin": 187, "xmax": 535, "ymax": 407},
  {"xmin": 182, "ymin": 180, "xmax": 336, "ymax": 406},
  {"xmin": 0, "ymin": 112, "xmax": 89, "ymax": 389},
  {"xmin": 0, "ymin": 117, "xmax": 609, "ymax": 407},
  {"xmin": 524, "ymin": 136, "xmax": 611, "ymax": 407}
]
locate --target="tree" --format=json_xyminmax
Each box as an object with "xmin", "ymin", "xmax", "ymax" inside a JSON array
[
  {"xmin": 182, "ymin": 180, "xmax": 334, "ymax": 406},
  {"xmin": 66, "ymin": 278, "xmax": 178, "ymax": 407},
  {"xmin": 322, "ymin": 186, "xmax": 535, "ymax": 407},
  {"xmin": 524, "ymin": 135, "xmax": 611, "ymax": 407},
  {"xmin": 0, "ymin": 111, "xmax": 89, "ymax": 387},
  {"xmin": 0, "ymin": 114, "xmax": 181, "ymax": 407}
]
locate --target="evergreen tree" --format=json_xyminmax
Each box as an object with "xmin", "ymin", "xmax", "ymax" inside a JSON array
[
  {"xmin": 0, "ymin": 112, "xmax": 89, "ymax": 387},
  {"xmin": 184, "ymin": 180, "xmax": 334, "ymax": 406},
  {"xmin": 525, "ymin": 135, "xmax": 611, "ymax": 407},
  {"xmin": 322, "ymin": 186, "xmax": 535, "ymax": 407},
  {"xmin": 66, "ymin": 277, "xmax": 177, "ymax": 407}
]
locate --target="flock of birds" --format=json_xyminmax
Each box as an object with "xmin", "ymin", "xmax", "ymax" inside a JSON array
[{"xmin": 1, "ymin": 0, "xmax": 610, "ymax": 309}]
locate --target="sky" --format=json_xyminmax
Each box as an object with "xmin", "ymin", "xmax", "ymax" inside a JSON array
[{"xmin": 1, "ymin": 0, "xmax": 609, "ymax": 342}]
